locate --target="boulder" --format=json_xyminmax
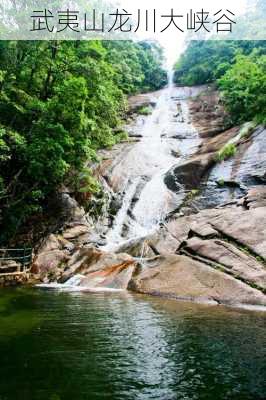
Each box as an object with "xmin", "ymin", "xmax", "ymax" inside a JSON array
[
  {"xmin": 59, "ymin": 245, "xmax": 136, "ymax": 285},
  {"xmin": 184, "ymin": 237, "xmax": 266, "ymax": 291},
  {"xmin": 188, "ymin": 89, "xmax": 228, "ymax": 138},
  {"xmin": 163, "ymin": 209, "xmax": 223, "ymax": 244},
  {"xmin": 211, "ymin": 207, "xmax": 266, "ymax": 259},
  {"xmin": 129, "ymin": 255, "xmax": 266, "ymax": 306},
  {"xmin": 38, "ymin": 234, "xmax": 61, "ymax": 253},
  {"xmin": 59, "ymin": 192, "xmax": 87, "ymax": 224},
  {"xmin": 148, "ymin": 227, "xmax": 181, "ymax": 255},
  {"xmin": 32, "ymin": 250, "xmax": 69, "ymax": 279},
  {"xmin": 164, "ymin": 153, "xmax": 213, "ymax": 191},
  {"xmin": 78, "ymin": 262, "xmax": 136, "ymax": 290},
  {"xmin": 62, "ymin": 225, "xmax": 90, "ymax": 242},
  {"xmin": 244, "ymin": 186, "xmax": 266, "ymax": 209},
  {"xmin": 110, "ymin": 236, "xmax": 156, "ymax": 257}
]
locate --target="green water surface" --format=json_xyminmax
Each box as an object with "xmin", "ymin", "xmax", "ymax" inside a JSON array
[{"xmin": 0, "ymin": 288, "xmax": 265, "ymax": 400}]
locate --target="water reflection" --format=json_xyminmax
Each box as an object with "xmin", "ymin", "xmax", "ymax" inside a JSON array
[{"xmin": 0, "ymin": 289, "xmax": 265, "ymax": 400}]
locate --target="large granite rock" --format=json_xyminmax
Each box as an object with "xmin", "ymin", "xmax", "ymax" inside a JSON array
[
  {"xmin": 183, "ymin": 237, "xmax": 266, "ymax": 291},
  {"xmin": 164, "ymin": 125, "xmax": 240, "ymax": 192},
  {"xmin": 188, "ymin": 88, "xmax": 228, "ymax": 138},
  {"xmin": 231, "ymin": 126, "xmax": 266, "ymax": 186},
  {"xmin": 129, "ymin": 255, "xmax": 266, "ymax": 306},
  {"xmin": 164, "ymin": 153, "xmax": 212, "ymax": 191},
  {"xmin": 59, "ymin": 245, "xmax": 136, "ymax": 289},
  {"xmin": 32, "ymin": 233, "xmax": 73, "ymax": 279},
  {"xmin": 32, "ymin": 249, "xmax": 69, "ymax": 280},
  {"xmin": 210, "ymin": 207, "xmax": 266, "ymax": 259},
  {"xmin": 77, "ymin": 262, "xmax": 136, "ymax": 290},
  {"xmin": 244, "ymin": 186, "xmax": 266, "ymax": 209}
]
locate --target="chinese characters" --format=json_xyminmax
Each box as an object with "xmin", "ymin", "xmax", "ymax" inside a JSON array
[{"xmin": 30, "ymin": 8, "xmax": 236, "ymax": 34}]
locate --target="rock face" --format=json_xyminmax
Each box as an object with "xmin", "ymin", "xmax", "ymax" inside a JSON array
[
  {"xmin": 188, "ymin": 87, "xmax": 228, "ymax": 137},
  {"xmin": 33, "ymin": 235, "xmax": 137, "ymax": 290},
  {"xmin": 164, "ymin": 124, "xmax": 241, "ymax": 192},
  {"xmin": 30, "ymin": 86, "xmax": 266, "ymax": 308},
  {"xmin": 60, "ymin": 245, "xmax": 136, "ymax": 287},
  {"xmin": 165, "ymin": 87, "xmax": 266, "ymax": 215},
  {"xmin": 183, "ymin": 237, "xmax": 266, "ymax": 291},
  {"xmin": 33, "ymin": 188, "xmax": 266, "ymax": 306},
  {"xmin": 77, "ymin": 261, "xmax": 136, "ymax": 290},
  {"xmin": 244, "ymin": 186, "xmax": 266, "ymax": 209},
  {"xmin": 209, "ymin": 207, "xmax": 266, "ymax": 259},
  {"xmin": 164, "ymin": 153, "xmax": 212, "ymax": 191},
  {"xmin": 32, "ymin": 234, "xmax": 71, "ymax": 281},
  {"xmin": 33, "ymin": 249, "xmax": 69, "ymax": 277},
  {"xmin": 129, "ymin": 255, "xmax": 266, "ymax": 306}
]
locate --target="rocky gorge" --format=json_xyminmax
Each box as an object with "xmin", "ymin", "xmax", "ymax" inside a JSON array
[{"xmin": 6, "ymin": 80, "xmax": 266, "ymax": 309}]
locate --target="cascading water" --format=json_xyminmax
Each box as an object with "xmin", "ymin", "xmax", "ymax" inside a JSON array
[
  {"xmin": 37, "ymin": 274, "xmax": 125, "ymax": 292},
  {"xmin": 104, "ymin": 70, "xmax": 202, "ymax": 250},
  {"xmin": 41, "ymin": 71, "xmax": 204, "ymax": 290}
]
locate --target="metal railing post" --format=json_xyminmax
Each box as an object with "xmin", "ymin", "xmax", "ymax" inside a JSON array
[
  {"xmin": 23, "ymin": 247, "xmax": 26, "ymax": 272},
  {"xmin": 0, "ymin": 247, "xmax": 32, "ymax": 275}
]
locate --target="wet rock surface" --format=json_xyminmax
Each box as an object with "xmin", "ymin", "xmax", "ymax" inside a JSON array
[
  {"xmin": 30, "ymin": 85, "xmax": 266, "ymax": 307},
  {"xmin": 60, "ymin": 245, "xmax": 135, "ymax": 284},
  {"xmin": 129, "ymin": 254, "xmax": 266, "ymax": 306},
  {"xmin": 183, "ymin": 237, "xmax": 266, "ymax": 291},
  {"xmin": 188, "ymin": 87, "xmax": 229, "ymax": 138}
]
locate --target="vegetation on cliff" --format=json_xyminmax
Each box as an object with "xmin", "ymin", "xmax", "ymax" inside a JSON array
[
  {"xmin": 0, "ymin": 40, "xmax": 167, "ymax": 243},
  {"xmin": 218, "ymin": 52, "xmax": 266, "ymax": 124},
  {"xmin": 174, "ymin": 0, "xmax": 266, "ymax": 124},
  {"xmin": 174, "ymin": 40, "xmax": 266, "ymax": 124}
]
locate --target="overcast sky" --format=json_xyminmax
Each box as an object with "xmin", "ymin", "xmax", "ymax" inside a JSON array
[{"xmin": 122, "ymin": 0, "xmax": 248, "ymax": 67}]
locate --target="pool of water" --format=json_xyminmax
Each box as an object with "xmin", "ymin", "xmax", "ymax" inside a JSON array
[{"xmin": 0, "ymin": 288, "xmax": 265, "ymax": 400}]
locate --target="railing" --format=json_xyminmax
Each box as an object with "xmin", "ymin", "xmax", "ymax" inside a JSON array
[{"xmin": 0, "ymin": 248, "xmax": 32, "ymax": 276}]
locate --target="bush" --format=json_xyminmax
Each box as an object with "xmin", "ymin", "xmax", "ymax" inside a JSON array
[
  {"xmin": 215, "ymin": 143, "xmax": 237, "ymax": 162},
  {"xmin": 239, "ymin": 122, "xmax": 257, "ymax": 138},
  {"xmin": 137, "ymin": 105, "xmax": 153, "ymax": 115},
  {"xmin": 218, "ymin": 53, "xmax": 266, "ymax": 123}
]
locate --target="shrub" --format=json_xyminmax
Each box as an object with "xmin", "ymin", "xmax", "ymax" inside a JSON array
[
  {"xmin": 215, "ymin": 143, "xmax": 237, "ymax": 162},
  {"xmin": 137, "ymin": 105, "xmax": 153, "ymax": 115},
  {"xmin": 239, "ymin": 121, "xmax": 256, "ymax": 138}
]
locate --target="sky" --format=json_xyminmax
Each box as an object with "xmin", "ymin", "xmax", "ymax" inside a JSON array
[
  {"xmin": 1, "ymin": 0, "xmax": 255, "ymax": 57},
  {"xmin": 122, "ymin": 0, "xmax": 248, "ymax": 67}
]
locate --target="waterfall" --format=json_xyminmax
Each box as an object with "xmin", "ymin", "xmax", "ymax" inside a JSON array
[
  {"xmin": 103, "ymin": 69, "xmax": 200, "ymax": 250},
  {"xmin": 38, "ymin": 72, "xmax": 204, "ymax": 291}
]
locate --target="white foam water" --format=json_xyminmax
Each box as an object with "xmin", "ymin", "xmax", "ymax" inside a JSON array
[
  {"xmin": 103, "ymin": 71, "xmax": 202, "ymax": 249},
  {"xmin": 36, "ymin": 274, "xmax": 125, "ymax": 292},
  {"xmin": 36, "ymin": 73, "xmax": 205, "ymax": 291}
]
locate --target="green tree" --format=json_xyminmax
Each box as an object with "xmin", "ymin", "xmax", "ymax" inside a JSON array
[
  {"xmin": 218, "ymin": 53, "xmax": 266, "ymax": 123},
  {"xmin": 0, "ymin": 40, "xmax": 167, "ymax": 243}
]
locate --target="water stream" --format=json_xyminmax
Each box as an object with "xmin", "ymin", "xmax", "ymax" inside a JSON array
[
  {"xmin": 104, "ymin": 73, "xmax": 202, "ymax": 250},
  {"xmin": 2, "ymin": 77, "xmax": 265, "ymax": 400},
  {"xmin": 40, "ymin": 74, "xmax": 205, "ymax": 291}
]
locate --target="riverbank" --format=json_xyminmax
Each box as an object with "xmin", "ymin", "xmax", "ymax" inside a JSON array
[{"xmin": 2, "ymin": 84, "xmax": 266, "ymax": 308}]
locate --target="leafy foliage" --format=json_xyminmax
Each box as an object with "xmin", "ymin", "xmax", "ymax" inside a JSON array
[
  {"xmin": 174, "ymin": 40, "xmax": 266, "ymax": 124},
  {"xmin": 218, "ymin": 53, "xmax": 266, "ymax": 124},
  {"xmin": 174, "ymin": 41, "xmax": 266, "ymax": 86},
  {"xmin": 174, "ymin": 41, "xmax": 238, "ymax": 85},
  {"xmin": 215, "ymin": 143, "xmax": 237, "ymax": 162},
  {"xmin": 137, "ymin": 106, "xmax": 153, "ymax": 115},
  {"xmin": 174, "ymin": 0, "xmax": 266, "ymax": 124},
  {"xmin": 0, "ymin": 40, "xmax": 167, "ymax": 243}
]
